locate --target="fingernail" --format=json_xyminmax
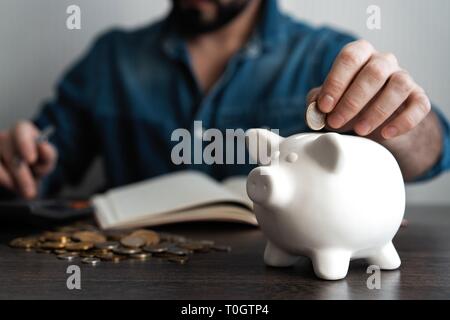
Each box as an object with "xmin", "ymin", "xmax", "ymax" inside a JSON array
[
  {"xmin": 318, "ymin": 94, "xmax": 335, "ymax": 112},
  {"xmin": 383, "ymin": 126, "xmax": 398, "ymax": 139},
  {"xmin": 328, "ymin": 113, "xmax": 345, "ymax": 129},
  {"xmin": 355, "ymin": 120, "xmax": 372, "ymax": 136}
]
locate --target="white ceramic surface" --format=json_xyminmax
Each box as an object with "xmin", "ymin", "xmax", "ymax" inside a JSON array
[{"xmin": 246, "ymin": 129, "xmax": 405, "ymax": 280}]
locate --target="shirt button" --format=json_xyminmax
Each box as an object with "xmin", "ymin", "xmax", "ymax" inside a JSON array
[{"xmin": 245, "ymin": 44, "xmax": 260, "ymax": 58}]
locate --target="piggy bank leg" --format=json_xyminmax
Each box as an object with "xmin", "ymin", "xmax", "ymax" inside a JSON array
[
  {"xmin": 367, "ymin": 242, "xmax": 401, "ymax": 270},
  {"xmin": 264, "ymin": 241, "xmax": 299, "ymax": 267},
  {"xmin": 311, "ymin": 250, "xmax": 350, "ymax": 280}
]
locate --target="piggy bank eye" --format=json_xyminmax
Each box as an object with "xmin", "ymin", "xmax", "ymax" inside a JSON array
[{"xmin": 286, "ymin": 152, "xmax": 298, "ymax": 163}]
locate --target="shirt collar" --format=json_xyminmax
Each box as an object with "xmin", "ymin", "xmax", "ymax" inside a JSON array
[
  {"xmin": 160, "ymin": 17, "xmax": 187, "ymax": 61},
  {"xmin": 255, "ymin": 0, "xmax": 286, "ymax": 48}
]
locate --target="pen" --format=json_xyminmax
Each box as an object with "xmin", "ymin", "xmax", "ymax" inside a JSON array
[{"xmin": 35, "ymin": 125, "xmax": 55, "ymax": 144}]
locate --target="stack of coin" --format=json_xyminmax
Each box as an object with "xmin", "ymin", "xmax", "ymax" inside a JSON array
[{"xmin": 9, "ymin": 222, "xmax": 231, "ymax": 266}]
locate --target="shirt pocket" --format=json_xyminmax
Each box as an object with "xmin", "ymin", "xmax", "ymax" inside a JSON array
[{"xmin": 216, "ymin": 96, "xmax": 308, "ymax": 137}]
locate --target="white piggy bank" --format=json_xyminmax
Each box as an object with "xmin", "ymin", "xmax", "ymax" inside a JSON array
[{"xmin": 246, "ymin": 129, "xmax": 405, "ymax": 280}]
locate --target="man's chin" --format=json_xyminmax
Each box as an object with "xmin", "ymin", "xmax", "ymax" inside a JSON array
[
  {"xmin": 171, "ymin": 0, "xmax": 253, "ymax": 36},
  {"xmin": 177, "ymin": 20, "xmax": 232, "ymax": 36}
]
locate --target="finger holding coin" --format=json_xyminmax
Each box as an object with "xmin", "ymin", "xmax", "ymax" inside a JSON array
[
  {"xmin": 306, "ymin": 87, "xmax": 357, "ymax": 133},
  {"xmin": 305, "ymin": 87, "xmax": 326, "ymax": 131},
  {"xmin": 305, "ymin": 101, "xmax": 326, "ymax": 131}
]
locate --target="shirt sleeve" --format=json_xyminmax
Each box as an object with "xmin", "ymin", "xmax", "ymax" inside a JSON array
[
  {"xmin": 411, "ymin": 106, "xmax": 450, "ymax": 182},
  {"xmin": 33, "ymin": 32, "xmax": 115, "ymax": 195}
]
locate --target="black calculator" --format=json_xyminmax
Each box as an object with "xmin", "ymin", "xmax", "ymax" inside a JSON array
[{"xmin": 0, "ymin": 199, "xmax": 93, "ymax": 226}]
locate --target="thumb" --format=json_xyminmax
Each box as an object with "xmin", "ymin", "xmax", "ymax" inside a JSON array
[{"xmin": 32, "ymin": 142, "xmax": 57, "ymax": 178}]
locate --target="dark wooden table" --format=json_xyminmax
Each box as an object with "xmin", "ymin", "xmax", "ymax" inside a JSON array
[{"xmin": 0, "ymin": 206, "xmax": 449, "ymax": 300}]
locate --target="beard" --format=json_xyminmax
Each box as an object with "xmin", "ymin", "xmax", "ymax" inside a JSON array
[{"xmin": 171, "ymin": 0, "xmax": 253, "ymax": 36}]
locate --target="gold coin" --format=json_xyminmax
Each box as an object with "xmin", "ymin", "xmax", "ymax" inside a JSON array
[
  {"xmin": 65, "ymin": 241, "xmax": 94, "ymax": 251},
  {"xmin": 95, "ymin": 241, "xmax": 119, "ymax": 250},
  {"xmin": 111, "ymin": 255, "xmax": 127, "ymax": 263},
  {"xmin": 129, "ymin": 230, "xmax": 160, "ymax": 246},
  {"xmin": 130, "ymin": 253, "xmax": 152, "ymax": 260},
  {"xmin": 41, "ymin": 232, "xmax": 71, "ymax": 243},
  {"xmin": 72, "ymin": 231, "xmax": 106, "ymax": 244},
  {"xmin": 104, "ymin": 253, "xmax": 128, "ymax": 263},
  {"xmin": 79, "ymin": 252, "xmax": 96, "ymax": 258},
  {"xmin": 94, "ymin": 251, "xmax": 113, "ymax": 260},
  {"xmin": 40, "ymin": 242, "xmax": 66, "ymax": 250},
  {"xmin": 90, "ymin": 248, "xmax": 110, "ymax": 255},
  {"xmin": 9, "ymin": 237, "xmax": 39, "ymax": 249},
  {"xmin": 113, "ymin": 247, "xmax": 141, "ymax": 255},
  {"xmin": 305, "ymin": 101, "xmax": 326, "ymax": 131},
  {"xmin": 120, "ymin": 236, "xmax": 146, "ymax": 248}
]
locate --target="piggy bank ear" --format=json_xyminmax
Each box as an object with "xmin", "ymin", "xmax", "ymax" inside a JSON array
[
  {"xmin": 306, "ymin": 133, "xmax": 343, "ymax": 172},
  {"xmin": 246, "ymin": 129, "xmax": 284, "ymax": 165}
]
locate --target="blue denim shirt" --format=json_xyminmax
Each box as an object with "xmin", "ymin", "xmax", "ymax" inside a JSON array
[{"xmin": 33, "ymin": 0, "xmax": 450, "ymax": 195}]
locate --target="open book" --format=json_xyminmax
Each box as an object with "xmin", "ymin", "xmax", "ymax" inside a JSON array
[{"xmin": 92, "ymin": 170, "xmax": 257, "ymax": 229}]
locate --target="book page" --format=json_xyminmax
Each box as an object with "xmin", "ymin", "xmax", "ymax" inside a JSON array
[
  {"xmin": 115, "ymin": 204, "xmax": 258, "ymax": 229},
  {"xmin": 221, "ymin": 176, "xmax": 252, "ymax": 206},
  {"xmin": 95, "ymin": 171, "xmax": 249, "ymax": 225}
]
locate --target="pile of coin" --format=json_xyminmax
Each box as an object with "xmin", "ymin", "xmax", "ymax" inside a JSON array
[{"xmin": 9, "ymin": 222, "xmax": 231, "ymax": 266}]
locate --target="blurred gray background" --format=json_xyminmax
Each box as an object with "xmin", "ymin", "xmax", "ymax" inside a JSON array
[{"xmin": 0, "ymin": 0, "xmax": 449, "ymax": 204}]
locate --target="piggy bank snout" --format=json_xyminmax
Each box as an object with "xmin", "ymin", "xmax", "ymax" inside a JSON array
[{"xmin": 247, "ymin": 168, "xmax": 275, "ymax": 204}]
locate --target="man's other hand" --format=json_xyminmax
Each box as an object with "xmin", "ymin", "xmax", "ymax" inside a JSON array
[{"xmin": 0, "ymin": 121, "xmax": 57, "ymax": 199}]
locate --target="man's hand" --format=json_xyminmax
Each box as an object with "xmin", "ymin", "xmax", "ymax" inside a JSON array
[
  {"xmin": 308, "ymin": 39, "xmax": 431, "ymax": 141},
  {"xmin": 0, "ymin": 121, "xmax": 57, "ymax": 198}
]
